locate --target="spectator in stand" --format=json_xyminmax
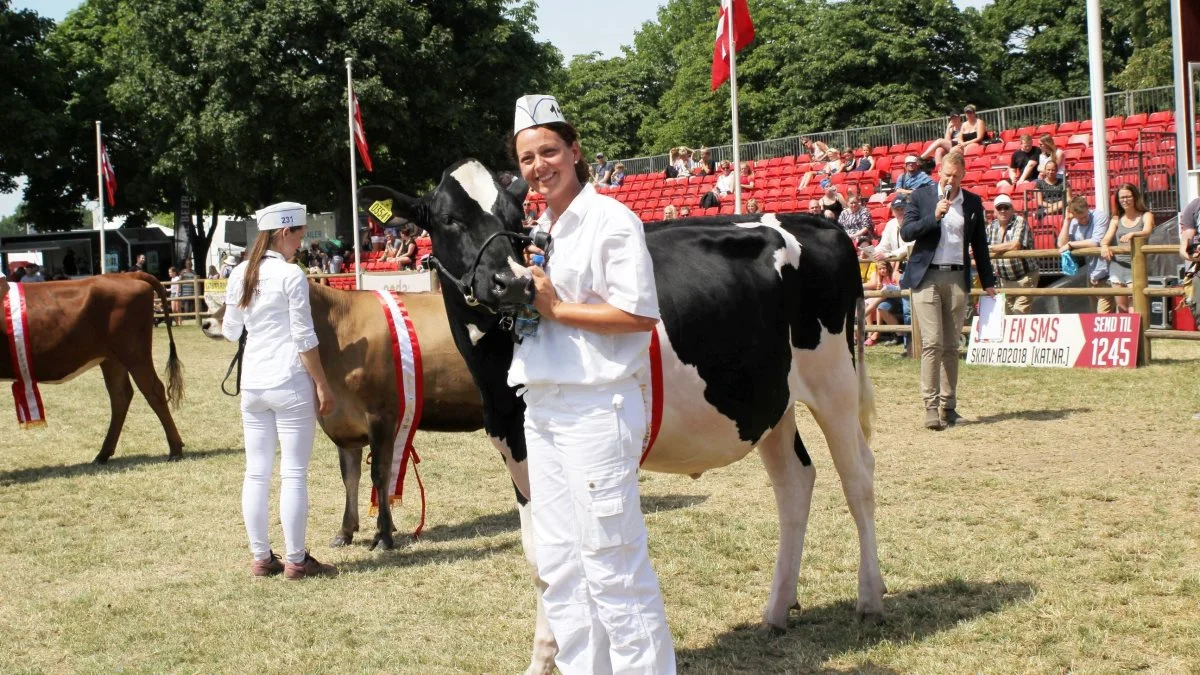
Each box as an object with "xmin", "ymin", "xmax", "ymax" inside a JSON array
[
  {"xmin": 1058, "ymin": 196, "xmax": 1112, "ymax": 314},
  {"xmin": 957, "ymin": 105, "xmax": 986, "ymax": 154},
  {"xmin": 395, "ymin": 227, "xmax": 418, "ymax": 270},
  {"xmin": 207, "ymin": 265, "xmax": 220, "ymax": 280},
  {"xmin": 669, "ymin": 147, "xmax": 695, "ymax": 179},
  {"xmin": 739, "ymin": 161, "xmax": 755, "ymax": 190},
  {"xmin": 744, "ymin": 198, "xmax": 761, "ymax": 215},
  {"xmin": 986, "ymin": 194, "xmax": 1038, "ymax": 314},
  {"xmin": 894, "ymin": 156, "xmax": 932, "ymax": 198},
  {"xmin": 523, "ymin": 201, "xmax": 539, "ymax": 230},
  {"xmin": 801, "ymin": 137, "xmax": 829, "ymax": 163},
  {"xmin": 700, "ymin": 160, "xmax": 735, "ymax": 208},
  {"xmin": 1006, "ymin": 134, "xmax": 1041, "ymax": 185},
  {"xmin": 380, "ymin": 230, "xmax": 400, "ymax": 262},
  {"xmin": 875, "ymin": 198, "xmax": 912, "ymax": 263},
  {"xmin": 818, "ymin": 179, "xmax": 846, "ymax": 220},
  {"xmin": 678, "ymin": 206, "xmax": 692, "ymax": 218},
  {"xmin": 798, "ymin": 147, "xmax": 843, "ymax": 190},
  {"xmin": 221, "ymin": 254, "xmax": 238, "ymax": 279},
  {"xmin": 919, "ymin": 111, "xmax": 964, "ymax": 164},
  {"xmin": 23, "ymin": 264, "xmax": 44, "ymax": 282},
  {"xmin": 850, "ymin": 142, "xmax": 876, "ymax": 172},
  {"xmin": 863, "ymin": 260, "xmax": 903, "ymax": 345},
  {"xmin": 609, "ymin": 162, "xmax": 626, "ymax": 188},
  {"xmin": 662, "ymin": 204, "xmax": 679, "ymax": 221},
  {"xmin": 697, "ymin": 148, "xmax": 715, "ymax": 175},
  {"xmin": 1035, "ymin": 160, "xmax": 1068, "ymax": 216},
  {"xmin": 901, "ymin": 151, "xmax": 996, "ymax": 430},
  {"xmin": 1101, "ymin": 183, "xmax": 1155, "ymax": 313},
  {"xmin": 592, "ymin": 153, "xmax": 613, "ymax": 186},
  {"xmin": 838, "ymin": 194, "xmax": 874, "ymax": 248},
  {"xmin": 1038, "ymin": 135, "xmax": 1065, "ymax": 177},
  {"xmin": 807, "ymin": 199, "xmax": 822, "ymax": 216}
]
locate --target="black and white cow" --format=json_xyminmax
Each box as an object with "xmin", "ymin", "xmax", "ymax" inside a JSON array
[{"xmin": 360, "ymin": 160, "xmax": 882, "ymax": 673}]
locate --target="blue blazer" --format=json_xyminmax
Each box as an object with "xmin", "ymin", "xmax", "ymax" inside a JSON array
[{"xmin": 899, "ymin": 182, "xmax": 996, "ymax": 290}]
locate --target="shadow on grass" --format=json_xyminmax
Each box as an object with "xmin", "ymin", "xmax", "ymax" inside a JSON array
[
  {"xmin": 0, "ymin": 446, "xmax": 242, "ymax": 487},
  {"xmin": 412, "ymin": 494, "xmax": 705, "ymax": 544},
  {"xmin": 956, "ymin": 407, "xmax": 1090, "ymax": 426},
  {"xmin": 337, "ymin": 539, "xmax": 521, "ymax": 574},
  {"xmin": 677, "ymin": 579, "xmax": 1036, "ymax": 673}
]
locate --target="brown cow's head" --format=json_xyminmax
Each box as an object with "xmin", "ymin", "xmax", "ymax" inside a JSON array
[{"xmin": 359, "ymin": 160, "xmax": 531, "ymax": 315}]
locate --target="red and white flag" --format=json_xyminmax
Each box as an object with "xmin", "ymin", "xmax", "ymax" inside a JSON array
[
  {"xmin": 351, "ymin": 89, "xmax": 373, "ymax": 173},
  {"xmin": 711, "ymin": 0, "xmax": 755, "ymax": 91},
  {"xmin": 100, "ymin": 140, "xmax": 117, "ymax": 206}
]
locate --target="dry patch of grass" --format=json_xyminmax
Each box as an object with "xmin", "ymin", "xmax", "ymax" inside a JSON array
[{"xmin": 0, "ymin": 329, "xmax": 1197, "ymax": 673}]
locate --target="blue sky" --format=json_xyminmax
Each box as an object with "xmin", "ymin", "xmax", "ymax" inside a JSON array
[{"xmin": 3, "ymin": 0, "xmax": 989, "ymax": 217}]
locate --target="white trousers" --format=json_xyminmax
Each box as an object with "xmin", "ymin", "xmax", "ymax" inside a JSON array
[
  {"xmin": 240, "ymin": 371, "xmax": 317, "ymax": 565},
  {"xmin": 524, "ymin": 380, "xmax": 676, "ymax": 675}
]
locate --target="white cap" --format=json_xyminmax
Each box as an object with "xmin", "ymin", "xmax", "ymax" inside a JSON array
[
  {"xmin": 994, "ymin": 194, "xmax": 1013, "ymax": 207},
  {"xmin": 255, "ymin": 201, "xmax": 306, "ymax": 230},
  {"xmin": 514, "ymin": 95, "xmax": 566, "ymax": 134},
  {"xmin": 905, "ymin": 155, "xmax": 920, "ymax": 164},
  {"xmin": 223, "ymin": 255, "xmax": 238, "ymax": 265}
]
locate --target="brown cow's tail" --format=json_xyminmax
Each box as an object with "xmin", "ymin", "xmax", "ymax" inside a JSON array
[{"xmin": 132, "ymin": 272, "xmax": 185, "ymax": 408}]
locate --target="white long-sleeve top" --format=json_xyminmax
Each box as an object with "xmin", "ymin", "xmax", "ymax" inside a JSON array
[{"xmin": 222, "ymin": 250, "xmax": 319, "ymax": 389}]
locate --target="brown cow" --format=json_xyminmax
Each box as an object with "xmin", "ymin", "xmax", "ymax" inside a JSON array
[
  {"xmin": 203, "ymin": 282, "xmax": 483, "ymax": 550},
  {"xmin": 0, "ymin": 272, "xmax": 185, "ymax": 463}
]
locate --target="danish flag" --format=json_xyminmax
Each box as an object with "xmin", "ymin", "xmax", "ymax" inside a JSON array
[
  {"xmin": 352, "ymin": 89, "xmax": 373, "ymax": 173},
  {"xmin": 711, "ymin": 0, "xmax": 755, "ymax": 91}
]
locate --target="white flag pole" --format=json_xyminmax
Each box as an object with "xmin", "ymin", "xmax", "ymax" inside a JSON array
[
  {"xmin": 1085, "ymin": 0, "xmax": 1108, "ymax": 217},
  {"xmin": 346, "ymin": 57, "xmax": 363, "ymax": 289},
  {"xmin": 95, "ymin": 121, "xmax": 106, "ymax": 274},
  {"xmin": 727, "ymin": 1, "xmax": 743, "ymax": 214}
]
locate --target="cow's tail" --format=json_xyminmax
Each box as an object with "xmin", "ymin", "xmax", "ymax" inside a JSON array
[
  {"xmin": 854, "ymin": 297, "xmax": 876, "ymax": 445},
  {"xmin": 133, "ymin": 272, "xmax": 185, "ymax": 408}
]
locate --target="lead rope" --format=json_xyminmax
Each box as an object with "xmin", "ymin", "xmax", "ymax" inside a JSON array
[{"xmin": 221, "ymin": 328, "xmax": 247, "ymax": 397}]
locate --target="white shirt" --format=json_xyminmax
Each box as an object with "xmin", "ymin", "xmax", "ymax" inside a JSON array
[
  {"xmin": 222, "ymin": 250, "xmax": 319, "ymax": 389},
  {"xmin": 715, "ymin": 172, "xmax": 735, "ymax": 195},
  {"xmin": 932, "ymin": 186, "xmax": 965, "ymax": 265},
  {"xmin": 509, "ymin": 184, "xmax": 660, "ymax": 387},
  {"xmin": 877, "ymin": 217, "xmax": 912, "ymax": 258}
]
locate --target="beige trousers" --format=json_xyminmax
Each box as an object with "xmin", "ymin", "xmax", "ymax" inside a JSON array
[
  {"xmin": 912, "ymin": 268, "xmax": 969, "ymax": 411},
  {"xmin": 999, "ymin": 268, "xmax": 1039, "ymax": 314}
]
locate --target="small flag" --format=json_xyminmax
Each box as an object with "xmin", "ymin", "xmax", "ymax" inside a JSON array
[
  {"xmin": 352, "ymin": 89, "xmax": 373, "ymax": 172},
  {"xmin": 711, "ymin": 0, "xmax": 755, "ymax": 91},
  {"xmin": 100, "ymin": 140, "xmax": 117, "ymax": 206}
]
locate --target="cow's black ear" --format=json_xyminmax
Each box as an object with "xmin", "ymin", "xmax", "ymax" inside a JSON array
[{"xmin": 358, "ymin": 185, "xmax": 422, "ymax": 222}]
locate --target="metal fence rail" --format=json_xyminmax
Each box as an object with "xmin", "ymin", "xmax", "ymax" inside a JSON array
[{"xmin": 616, "ymin": 86, "xmax": 1175, "ymax": 173}]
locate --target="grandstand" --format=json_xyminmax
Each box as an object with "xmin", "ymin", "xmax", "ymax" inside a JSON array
[{"xmin": 338, "ymin": 88, "xmax": 1179, "ymax": 288}]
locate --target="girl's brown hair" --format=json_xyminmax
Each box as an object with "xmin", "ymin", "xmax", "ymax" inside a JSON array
[
  {"xmin": 238, "ymin": 227, "xmax": 303, "ymax": 310},
  {"xmin": 509, "ymin": 121, "xmax": 590, "ymax": 185},
  {"xmin": 1114, "ymin": 183, "xmax": 1148, "ymax": 215}
]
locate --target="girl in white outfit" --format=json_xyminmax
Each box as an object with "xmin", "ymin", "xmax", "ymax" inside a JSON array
[
  {"xmin": 222, "ymin": 202, "xmax": 338, "ymax": 580},
  {"xmin": 510, "ymin": 95, "xmax": 676, "ymax": 674}
]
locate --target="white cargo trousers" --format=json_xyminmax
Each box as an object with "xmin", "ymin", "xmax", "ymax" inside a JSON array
[
  {"xmin": 240, "ymin": 371, "xmax": 317, "ymax": 565},
  {"xmin": 524, "ymin": 379, "xmax": 676, "ymax": 675}
]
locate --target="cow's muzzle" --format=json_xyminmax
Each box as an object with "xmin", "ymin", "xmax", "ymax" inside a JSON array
[{"xmin": 432, "ymin": 230, "xmax": 535, "ymax": 313}]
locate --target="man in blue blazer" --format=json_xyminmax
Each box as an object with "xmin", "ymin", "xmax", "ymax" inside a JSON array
[{"xmin": 901, "ymin": 152, "xmax": 997, "ymax": 430}]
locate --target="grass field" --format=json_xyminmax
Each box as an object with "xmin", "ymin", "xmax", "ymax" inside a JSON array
[{"xmin": 1, "ymin": 326, "xmax": 1198, "ymax": 673}]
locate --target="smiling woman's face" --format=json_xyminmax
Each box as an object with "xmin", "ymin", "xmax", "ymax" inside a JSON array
[{"xmin": 515, "ymin": 126, "xmax": 581, "ymax": 202}]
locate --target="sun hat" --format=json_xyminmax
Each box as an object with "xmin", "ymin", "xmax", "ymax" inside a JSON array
[
  {"xmin": 994, "ymin": 194, "xmax": 1013, "ymax": 207},
  {"xmin": 905, "ymin": 155, "xmax": 920, "ymax": 164}
]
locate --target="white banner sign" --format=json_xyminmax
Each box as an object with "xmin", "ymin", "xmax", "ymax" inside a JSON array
[{"xmin": 966, "ymin": 313, "xmax": 1139, "ymax": 369}]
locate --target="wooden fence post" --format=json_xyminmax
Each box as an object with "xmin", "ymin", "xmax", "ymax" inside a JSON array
[{"xmin": 1130, "ymin": 236, "xmax": 1151, "ymax": 365}]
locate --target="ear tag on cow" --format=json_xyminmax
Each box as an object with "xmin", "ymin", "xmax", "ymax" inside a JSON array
[{"xmin": 368, "ymin": 199, "xmax": 393, "ymax": 223}]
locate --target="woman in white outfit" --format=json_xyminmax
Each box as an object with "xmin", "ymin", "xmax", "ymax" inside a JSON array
[
  {"xmin": 510, "ymin": 95, "xmax": 676, "ymax": 675},
  {"xmin": 222, "ymin": 201, "xmax": 338, "ymax": 580}
]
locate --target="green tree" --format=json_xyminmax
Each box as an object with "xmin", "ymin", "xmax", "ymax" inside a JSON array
[
  {"xmin": 558, "ymin": 51, "xmax": 663, "ymax": 159},
  {"xmin": 0, "ymin": 1, "xmax": 63, "ymax": 193}
]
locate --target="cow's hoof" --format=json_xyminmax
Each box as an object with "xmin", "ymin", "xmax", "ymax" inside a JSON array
[
  {"xmin": 789, "ymin": 602, "xmax": 802, "ymax": 614},
  {"xmin": 857, "ymin": 609, "xmax": 886, "ymax": 625},
  {"xmin": 166, "ymin": 454, "xmax": 184, "ymax": 462},
  {"xmin": 330, "ymin": 533, "xmax": 353, "ymax": 548},
  {"xmin": 92, "ymin": 454, "xmax": 111, "ymax": 465},
  {"xmin": 370, "ymin": 534, "xmax": 395, "ymax": 551},
  {"xmin": 764, "ymin": 622, "xmax": 787, "ymax": 637}
]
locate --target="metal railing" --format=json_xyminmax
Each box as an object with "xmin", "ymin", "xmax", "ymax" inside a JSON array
[{"xmin": 614, "ymin": 86, "xmax": 1175, "ymax": 175}]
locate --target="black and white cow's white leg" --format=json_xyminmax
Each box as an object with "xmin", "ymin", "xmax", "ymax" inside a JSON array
[
  {"xmin": 757, "ymin": 408, "xmax": 817, "ymax": 632},
  {"xmin": 332, "ymin": 446, "xmax": 364, "ymax": 547},
  {"xmin": 795, "ymin": 338, "xmax": 886, "ymax": 620},
  {"xmin": 486, "ymin": 434, "xmax": 557, "ymax": 675},
  {"xmin": 517, "ymin": 501, "xmax": 557, "ymax": 675}
]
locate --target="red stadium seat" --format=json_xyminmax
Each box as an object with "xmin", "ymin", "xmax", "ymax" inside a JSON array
[
  {"xmin": 1034, "ymin": 123, "xmax": 1057, "ymax": 137},
  {"xmin": 1105, "ymin": 115, "xmax": 1124, "ymax": 128},
  {"xmin": 1123, "ymin": 112, "xmax": 1148, "ymax": 127},
  {"xmin": 1147, "ymin": 110, "xmax": 1173, "ymax": 125},
  {"xmin": 1058, "ymin": 121, "xmax": 1080, "ymax": 134}
]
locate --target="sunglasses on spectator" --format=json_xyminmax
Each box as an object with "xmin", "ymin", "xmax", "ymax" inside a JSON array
[{"xmin": 995, "ymin": 205, "xmax": 1012, "ymax": 211}]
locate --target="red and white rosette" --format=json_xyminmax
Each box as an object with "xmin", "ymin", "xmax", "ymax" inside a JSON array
[{"xmin": 4, "ymin": 283, "xmax": 45, "ymax": 428}]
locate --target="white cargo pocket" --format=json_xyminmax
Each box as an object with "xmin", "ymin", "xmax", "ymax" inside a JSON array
[{"xmin": 584, "ymin": 467, "xmax": 633, "ymax": 551}]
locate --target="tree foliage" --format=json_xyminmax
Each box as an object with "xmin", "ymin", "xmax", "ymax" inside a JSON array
[{"xmin": 0, "ymin": 1, "xmax": 62, "ymax": 194}]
